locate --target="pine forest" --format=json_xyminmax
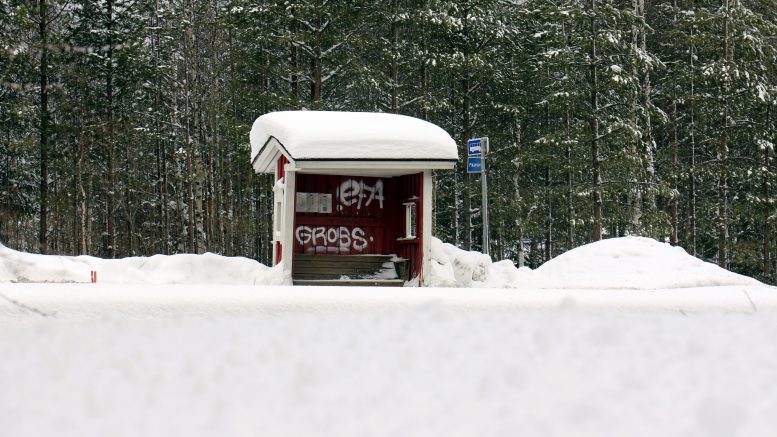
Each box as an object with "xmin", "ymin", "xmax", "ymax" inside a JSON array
[{"xmin": 0, "ymin": 0, "xmax": 775, "ymax": 284}]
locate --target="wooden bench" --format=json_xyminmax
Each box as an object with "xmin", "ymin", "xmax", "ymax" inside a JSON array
[{"xmin": 292, "ymin": 254, "xmax": 407, "ymax": 286}]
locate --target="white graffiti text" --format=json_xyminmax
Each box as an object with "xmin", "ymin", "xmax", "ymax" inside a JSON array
[
  {"xmin": 295, "ymin": 226, "xmax": 370, "ymax": 252},
  {"xmin": 338, "ymin": 179, "xmax": 384, "ymax": 210}
]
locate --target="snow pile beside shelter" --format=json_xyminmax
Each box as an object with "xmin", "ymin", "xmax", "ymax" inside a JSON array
[
  {"xmin": 0, "ymin": 243, "xmax": 288, "ymax": 285},
  {"xmin": 533, "ymin": 236, "xmax": 759, "ymax": 289},
  {"xmin": 425, "ymin": 236, "xmax": 761, "ymax": 289},
  {"xmin": 426, "ymin": 238, "xmax": 535, "ymax": 288}
]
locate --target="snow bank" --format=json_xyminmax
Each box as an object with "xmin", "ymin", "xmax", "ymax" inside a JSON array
[
  {"xmin": 0, "ymin": 243, "xmax": 288, "ymax": 285},
  {"xmin": 1, "ymin": 236, "xmax": 764, "ymax": 289},
  {"xmin": 533, "ymin": 236, "xmax": 760, "ymax": 289},
  {"xmin": 426, "ymin": 237, "xmax": 535, "ymax": 288},
  {"xmin": 426, "ymin": 236, "xmax": 762, "ymax": 289},
  {"xmin": 0, "ymin": 243, "xmax": 94, "ymax": 283}
]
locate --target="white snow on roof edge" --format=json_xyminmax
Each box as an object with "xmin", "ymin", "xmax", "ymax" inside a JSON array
[{"xmin": 250, "ymin": 111, "xmax": 459, "ymax": 165}]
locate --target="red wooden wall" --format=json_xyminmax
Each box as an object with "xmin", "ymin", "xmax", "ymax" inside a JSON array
[
  {"xmin": 294, "ymin": 174, "xmax": 395, "ymax": 255},
  {"xmin": 274, "ymin": 155, "xmax": 289, "ymax": 265},
  {"xmin": 292, "ymin": 172, "xmax": 424, "ymax": 280},
  {"xmin": 395, "ymin": 172, "xmax": 423, "ymax": 280}
]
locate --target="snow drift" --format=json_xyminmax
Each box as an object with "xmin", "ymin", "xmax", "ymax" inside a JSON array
[
  {"xmin": 532, "ymin": 237, "xmax": 761, "ymax": 289},
  {"xmin": 425, "ymin": 236, "xmax": 761, "ymax": 289},
  {"xmin": 0, "ymin": 243, "xmax": 288, "ymax": 285},
  {"xmin": 0, "ymin": 236, "xmax": 763, "ymax": 289}
]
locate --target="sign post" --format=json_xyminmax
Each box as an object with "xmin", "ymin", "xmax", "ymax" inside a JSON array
[{"xmin": 467, "ymin": 137, "xmax": 490, "ymax": 256}]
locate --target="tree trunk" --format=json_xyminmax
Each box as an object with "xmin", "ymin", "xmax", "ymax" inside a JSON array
[
  {"xmin": 52, "ymin": 177, "xmax": 58, "ymax": 252},
  {"xmin": 544, "ymin": 96, "xmax": 552, "ymax": 260},
  {"xmin": 461, "ymin": 77, "xmax": 472, "ymax": 251},
  {"xmin": 718, "ymin": 0, "xmax": 731, "ymax": 268},
  {"xmin": 590, "ymin": 0, "xmax": 602, "ymax": 241},
  {"xmin": 460, "ymin": 4, "xmax": 473, "ymax": 251},
  {"xmin": 667, "ymin": 0, "xmax": 679, "ymax": 246},
  {"xmin": 629, "ymin": 0, "xmax": 642, "ymax": 231},
  {"xmin": 290, "ymin": 13, "xmax": 299, "ymax": 103},
  {"xmin": 155, "ymin": 121, "xmax": 166, "ymax": 255},
  {"xmin": 77, "ymin": 107, "xmax": 87, "ymax": 255},
  {"xmin": 564, "ymin": 22, "xmax": 574, "ymax": 250},
  {"xmin": 687, "ymin": 24, "xmax": 697, "ymax": 256},
  {"xmin": 152, "ymin": 1, "xmax": 165, "ymax": 255},
  {"xmin": 311, "ymin": 14, "xmax": 322, "ymax": 103},
  {"xmin": 497, "ymin": 221, "xmax": 504, "ymax": 261},
  {"xmin": 545, "ymin": 166, "xmax": 552, "ymax": 261},
  {"xmin": 207, "ymin": 43, "xmax": 218, "ymax": 254},
  {"xmin": 639, "ymin": 0, "xmax": 655, "ymax": 217},
  {"xmin": 418, "ymin": 3, "xmax": 429, "ymax": 121},
  {"xmin": 513, "ymin": 111, "xmax": 524, "ymax": 267},
  {"xmin": 183, "ymin": 21, "xmax": 195, "ymax": 253},
  {"xmin": 38, "ymin": 0, "xmax": 49, "ymax": 254},
  {"xmin": 670, "ymin": 100, "xmax": 679, "ymax": 245},
  {"xmin": 763, "ymin": 105, "xmax": 772, "ymax": 282},
  {"xmin": 419, "ymin": 59, "xmax": 428, "ymax": 120},
  {"xmin": 390, "ymin": 1, "xmax": 399, "ymax": 113},
  {"xmin": 161, "ymin": 116, "xmax": 169, "ymax": 254},
  {"xmin": 186, "ymin": 134, "xmax": 195, "ymax": 253},
  {"xmin": 104, "ymin": 0, "xmax": 116, "ymax": 258},
  {"xmin": 124, "ymin": 144, "xmax": 135, "ymax": 255}
]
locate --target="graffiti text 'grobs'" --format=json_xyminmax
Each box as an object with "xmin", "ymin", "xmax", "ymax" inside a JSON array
[
  {"xmin": 295, "ymin": 226, "xmax": 370, "ymax": 252},
  {"xmin": 338, "ymin": 179, "xmax": 384, "ymax": 210}
]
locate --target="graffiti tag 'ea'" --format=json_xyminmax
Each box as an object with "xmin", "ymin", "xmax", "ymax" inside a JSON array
[
  {"xmin": 337, "ymin": 179, "xmax": 384, "ymax": 210},
  {"xmin": 295, "ymin": 226, "xmax": 372, "ymax": 252}
]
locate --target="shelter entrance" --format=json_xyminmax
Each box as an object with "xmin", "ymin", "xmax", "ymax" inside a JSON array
[{"xmin": 291, "ymin": 172, "xmax": 423, "ymax": 284}]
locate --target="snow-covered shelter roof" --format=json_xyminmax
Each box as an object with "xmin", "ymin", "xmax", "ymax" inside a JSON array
[{"xmin": 250, "ymin": 111, "xmax": 458, "ymax": 174}]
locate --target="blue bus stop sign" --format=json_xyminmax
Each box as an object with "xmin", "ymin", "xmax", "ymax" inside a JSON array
[
  {"xmin": 468, "ymin": 138, "xmax": 483, "ymax": 156},
  {"xmin": 468, "ymin": 137, "xmax": 488, "ymax": 156},
  {"xmin": 467, "ymin": 156, "xmax": 482, "ymax": 173}
]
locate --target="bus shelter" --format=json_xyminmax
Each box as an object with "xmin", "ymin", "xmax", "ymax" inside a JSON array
[{"xmin": 250, "ymin": 111, "xmax": 458, "ymax": 286}]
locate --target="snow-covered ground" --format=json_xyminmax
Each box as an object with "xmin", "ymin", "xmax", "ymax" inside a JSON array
[
  {"xmin": 1, "ymin": 284, "xmax": 777, "ymax": 320},
  {"xmin": 2, "ymin": 237, "xmax": 776, "ymax": 436},
  {"xmin": 2, "ymin": 291, "xmax": 777, "ymax": 437}
]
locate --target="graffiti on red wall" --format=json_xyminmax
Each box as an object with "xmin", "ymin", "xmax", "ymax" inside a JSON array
[
  {"xmin": 337, "ymin": 178, "xmax": 384, "ymax": 211},
  {"xmin": 295, "ymin": 225, "xmax": 374, "ymax": 253}
]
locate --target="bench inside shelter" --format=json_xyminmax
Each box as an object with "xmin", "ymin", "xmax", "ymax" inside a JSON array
[{"xmin": 292, "ymin": 254, "xmax": 409, "ymax": 286}]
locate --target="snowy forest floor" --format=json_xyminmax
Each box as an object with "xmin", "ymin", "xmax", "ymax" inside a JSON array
[{"xmin": 2, "ymin": 284, "xmax": 777, "ymax": 437}]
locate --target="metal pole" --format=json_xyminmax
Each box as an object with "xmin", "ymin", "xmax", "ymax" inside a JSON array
[{"xmin": 482, "ymin": 140, "xmax": 490, "ymax": 256}]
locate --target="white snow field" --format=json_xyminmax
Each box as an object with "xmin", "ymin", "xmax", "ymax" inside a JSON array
[
  {"xmin": 2, "ymin": 237, "xmax": 776, "ymax": 437},
  {"xmin": 2, "ymin": 294, "xmax": 777, "ymax": 437}
]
